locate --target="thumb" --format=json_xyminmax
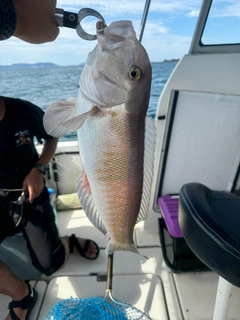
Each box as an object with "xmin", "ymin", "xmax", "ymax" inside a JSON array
[{"xmin": 22, "ymin": 180, "xmax": 27, "ymax": 191}]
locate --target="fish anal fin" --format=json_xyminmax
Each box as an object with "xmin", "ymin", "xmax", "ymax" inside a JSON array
[{"xmin": 76, "ymin": 174, "xmax": 107, "ymax": 235}]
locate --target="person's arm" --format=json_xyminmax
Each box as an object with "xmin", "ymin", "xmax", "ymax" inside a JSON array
[
  {"xmin": 23, "ymin": 137, "xmax": 58, "ymax": 203},
  {"xmin": 0, "ymin": 0, "xmax": 59, "ymax": 43}
]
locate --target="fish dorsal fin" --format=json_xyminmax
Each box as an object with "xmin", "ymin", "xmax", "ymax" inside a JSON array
[
  {"xmin": 43, "ymin": 98, "xmax": 77, "ymax": 137},
  {"xmin": 76, "ymin": 173, "xmax": 107, "ymax": 235},
  {"xmin": 136, "ymin": 116, "xmax": 156, "ymax": 223}
]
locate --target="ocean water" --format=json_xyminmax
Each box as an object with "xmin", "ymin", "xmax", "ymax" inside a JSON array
[{"xmin": 0, "ymin": 61, "xmax": 177, "ymax": 141}]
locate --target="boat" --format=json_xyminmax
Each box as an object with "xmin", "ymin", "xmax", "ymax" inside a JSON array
[{"xmin": 0, "ymin": 0, "xmax": 240, "ymax": 318}]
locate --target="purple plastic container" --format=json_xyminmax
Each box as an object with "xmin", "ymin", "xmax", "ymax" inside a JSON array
[{"xmin": 158, "ymin": 195, "xmax": 183, "ymax": 238}]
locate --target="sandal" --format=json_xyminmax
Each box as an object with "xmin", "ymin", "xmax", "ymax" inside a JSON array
[
  {"xmin": 68, "ymin": 234, "xmax": 100, "ymax": 260},
  {"xmin": 8, "ymin": 281, "xmax": 38, "ymax": 320}
]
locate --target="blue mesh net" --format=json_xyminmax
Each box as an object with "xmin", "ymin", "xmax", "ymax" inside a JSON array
[{"xmin": 45, "ymin": 297, "xmax": 135, "ymax": 320}]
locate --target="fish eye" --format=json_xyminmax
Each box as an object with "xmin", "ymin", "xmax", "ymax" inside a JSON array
[{"xmin": 128, "ymin": 66, "xmax": 142, "ymax": 81}]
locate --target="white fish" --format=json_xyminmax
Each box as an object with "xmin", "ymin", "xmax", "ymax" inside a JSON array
[{"xmin": 43, "ymin": 20, "xmax": 155, "ymax": 256}]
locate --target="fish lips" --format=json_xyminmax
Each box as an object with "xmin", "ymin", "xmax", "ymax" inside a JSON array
[{"xmin": 96, "ymin": 20, "xmax": 136, "ymax": 52}]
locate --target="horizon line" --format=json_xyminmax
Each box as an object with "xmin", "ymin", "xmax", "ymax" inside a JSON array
[{"xmin": 0, "ymin": 59, "xmax": 180, "ymax": 68}]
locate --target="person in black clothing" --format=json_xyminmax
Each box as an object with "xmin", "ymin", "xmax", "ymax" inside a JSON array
[{"xmin": 0, "ymin": 96, "xmax": 100, "ymax": 320}]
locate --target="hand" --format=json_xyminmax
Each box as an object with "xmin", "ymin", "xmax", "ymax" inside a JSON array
[
  {"xmin": 22, "ymin": 168, "xmax": 44, "ymax": 203},
  {"xmin": 12, "ymin": 0, "xmax": 59, "ymax": 43}
]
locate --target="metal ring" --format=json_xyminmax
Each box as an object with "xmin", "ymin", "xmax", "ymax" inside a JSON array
[{"xmin": 76, "ymin": 8, "xmax": 106, "ymax": 40}]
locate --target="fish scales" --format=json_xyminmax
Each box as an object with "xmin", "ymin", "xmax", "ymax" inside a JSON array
[{"xmin": 78, "ymin": 108, "xmax": 145, "ymax": 247}]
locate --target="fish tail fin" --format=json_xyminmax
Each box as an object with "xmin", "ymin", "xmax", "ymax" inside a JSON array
[{"xmin": 105, "ymin": 240, "xmax": 148, "ymax": 259}]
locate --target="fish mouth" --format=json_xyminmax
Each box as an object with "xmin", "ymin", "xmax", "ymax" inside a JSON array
[{"xmin": 96, "ymin": 21, "xmax": 106, "ymax": 33}]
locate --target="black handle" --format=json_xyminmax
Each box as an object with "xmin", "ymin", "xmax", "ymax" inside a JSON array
[
  {"xmin": 54, "ymin": 8, "xmax": 78, "ymax": 29},
  {"xmin": 63, "ymin": 11, "xmax": 78, "ymax": 29}
]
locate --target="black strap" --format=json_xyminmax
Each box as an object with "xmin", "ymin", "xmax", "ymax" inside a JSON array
[
  {"xmin": 68, "ymin": 234, "xmax": 76, "ymax": 253},
  {"xmin": 8, "ymin": 282, "xmax": 33, "ymax": 310},
  {"xmin": 0, "ymin": 190, "xmax": 29, "ymax": 242},
  {"xmin": 0, "ymin": 0, "xmax": 17, "ymax": 40}
]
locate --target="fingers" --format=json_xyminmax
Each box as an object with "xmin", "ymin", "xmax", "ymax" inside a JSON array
[
  {"xmin": 27, "ymin": 186, "xmax": 34, "ymax": 204},
  {"xmin": 13, "ymin": 0, "xmax": 60, "ymax": 44},
  {"xmin": 22, "ymin": 180, "xmax": 44, "ymax": 203}
]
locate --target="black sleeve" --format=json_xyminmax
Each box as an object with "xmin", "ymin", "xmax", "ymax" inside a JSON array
[{"xmin": 22, "ymin": 100, "xmax": 55, "ymax": 144}]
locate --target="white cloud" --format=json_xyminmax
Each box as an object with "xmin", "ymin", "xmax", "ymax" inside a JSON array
[
  {"xmin": 209, "ymin": 2, "xmax": 240, "ymax": 18},
  {"xmin": 142, "ymin": 22, "xmax": 192, "ymax": 62},
  {"xmin": 57, "ymin": 0, "xmax": 202, "ymax": 15},
  {"xmin": 56, "ymin": 0, "xmax": 146, "ymax": 17},
  {"xmin": 0, "ymin": 33, "xmax": 96, "ymax": 65},
  {"xmin": 0, "ymin": 0, "xmax": 238, "ymax": 66},
  {"xmin": 187, "ymin": 10, "xmax": 200, "ymax": 18},
  {"xmin": 147, "ymin": 22, "xmax": 169, "ymax": 35},
  {"xmin": 150, "ymin": 0, "xmax": 202, "ymax": 13}
]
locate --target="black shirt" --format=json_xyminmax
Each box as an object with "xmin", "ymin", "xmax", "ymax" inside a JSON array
[{"xmin": 0, "ymin": 97, "xmax": 53, "ymax": 188}]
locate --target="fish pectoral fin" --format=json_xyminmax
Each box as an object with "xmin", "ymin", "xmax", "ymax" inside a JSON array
[
  {"xmin": 137, "ymin": 116, "xmax": 156, "ymax": 223},
  {"xmin": 43, "ymin": 97, "xmax": 77, "ymax": 137},
  {"xmin": 62, "ymin": 111, "xmax": 91, "ymax": 131},
  {"xmin": 76, "ymin": 172, "xmax": 107, "ymax": 235},
  {"xmin": 62, "ymin": 106, "xmax": 99, "ymax": 131}
]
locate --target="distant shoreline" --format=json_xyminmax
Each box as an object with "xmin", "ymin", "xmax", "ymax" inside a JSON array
[
  {"xmin": 0, "ymin": 62, "xmax": 59, "ymax": 70},
  {"xmin": 162, "ymin": 59, "xmax": 179, "ymax": 63},
  {"xmin": 0, "ymin": 60, "xmax": 179, "ymax": 70}
]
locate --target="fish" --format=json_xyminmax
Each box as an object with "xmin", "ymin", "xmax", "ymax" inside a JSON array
[{"xmin": 43, "ymin": 20, "xmax": 155, "ymax": 256}]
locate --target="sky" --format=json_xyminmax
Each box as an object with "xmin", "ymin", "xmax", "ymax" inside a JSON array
[{"xmin": 0, "ymin": 0, "xmax": 240, "ymax": 66}]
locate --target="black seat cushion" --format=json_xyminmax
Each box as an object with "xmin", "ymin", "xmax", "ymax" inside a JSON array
[{"xmin": 179, "ymin": 182, "xmax": 240, "ymax": 287}]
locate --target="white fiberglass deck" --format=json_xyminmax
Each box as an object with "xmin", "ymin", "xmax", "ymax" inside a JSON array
[{"xmin": 1, "ymin": 208, "xmax": 240, "ymax": 319}]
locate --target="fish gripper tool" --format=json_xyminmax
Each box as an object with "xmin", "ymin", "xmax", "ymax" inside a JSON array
[{"xmin": 54, "ymin": 8, "xmax": 106, "ymax": 40}]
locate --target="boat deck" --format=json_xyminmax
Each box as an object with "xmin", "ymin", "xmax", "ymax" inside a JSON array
[{"xmin": 1, "ymin": 207, "xmax": 240, "ymax": 319}]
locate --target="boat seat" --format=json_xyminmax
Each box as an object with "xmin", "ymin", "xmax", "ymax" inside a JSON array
[
  {"xmin": 155, "ymin": 90, "xmax": 240, "ymax": 272},
  {"xmin": 179, "ymin": 182, "xmax": 240, "ymax": 320}
]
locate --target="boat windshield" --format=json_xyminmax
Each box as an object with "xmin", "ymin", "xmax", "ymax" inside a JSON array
[{"xmin": 202, "ymin": 0, "xmax": 240, "ymax": 45}]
